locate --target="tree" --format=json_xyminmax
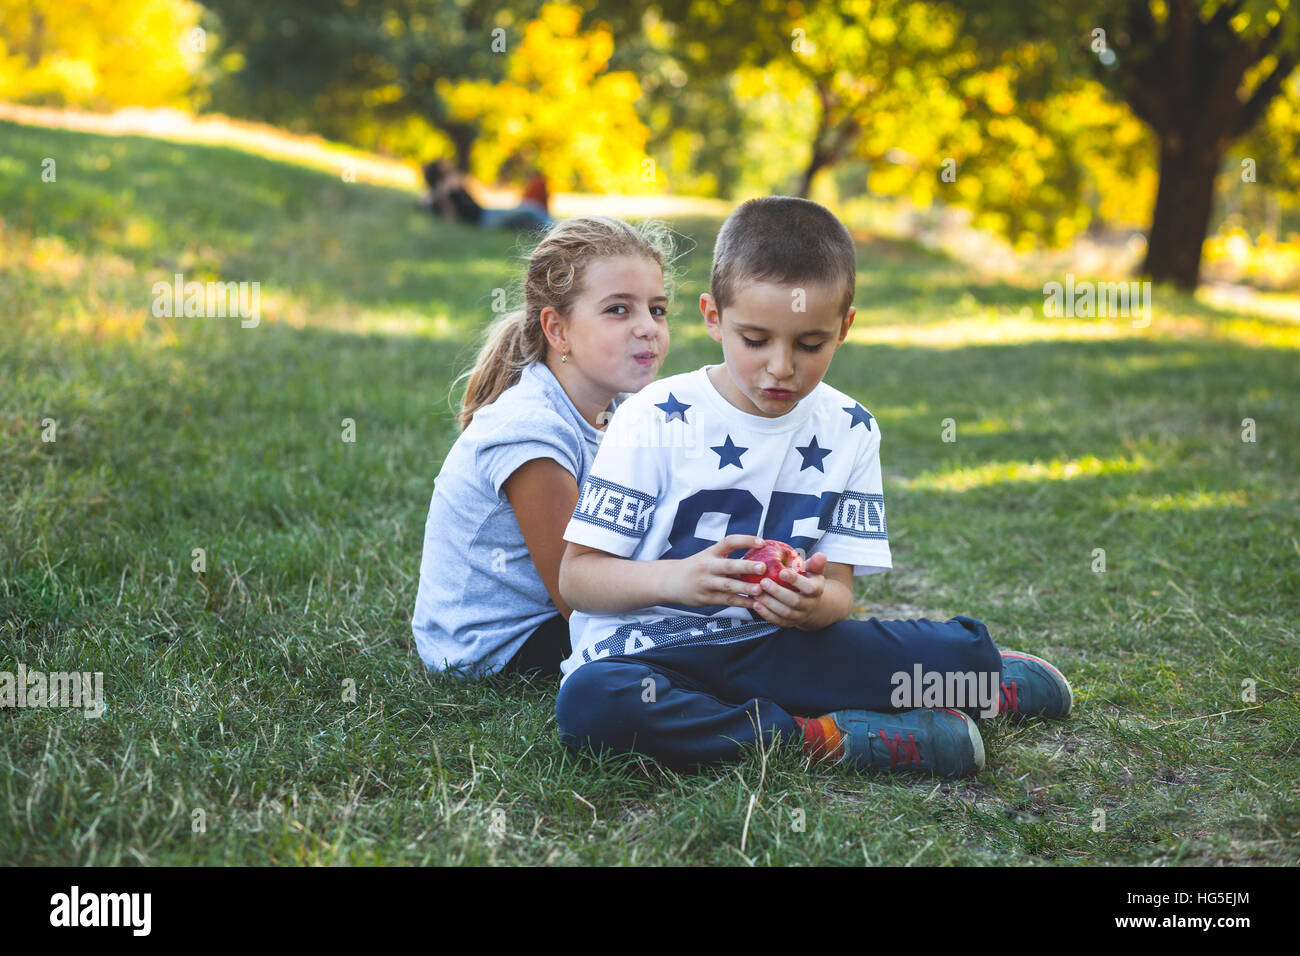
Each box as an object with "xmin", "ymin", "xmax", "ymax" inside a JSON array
[
  {"xmin": 953, "ymin": 0, "xmax": 1300, "ymax": 289},
  {"xmin": 1110, "ymin": 1, "xmax": 1298, "ymax": 288},
  {"xmin": 202, "ymin": 0, "xmax": 653, "ymax": 191},
  {"xmin": 591, "ymin": 0, "xmax": 1153, "ymax": 247},
  {"xmin": 438, "ymin": 3, "xmax": 650, "ymax": 192},
  {"xmin": 589, "ymin": 0, "xmax": 1297, "ymax": 285},
  {"xmin": 201, "ymin": 0, "xmax": 545, "ymax": 167}
]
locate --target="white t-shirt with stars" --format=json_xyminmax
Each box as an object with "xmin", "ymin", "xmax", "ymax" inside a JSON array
[{"xmin": 560, "ymin": 364, "xmax": 892, "ymax": 681}]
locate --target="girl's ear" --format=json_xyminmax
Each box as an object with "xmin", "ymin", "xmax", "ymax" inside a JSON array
[{"xmin": 540, "ymin": 306, "xmax": 569, "ymax": 352}]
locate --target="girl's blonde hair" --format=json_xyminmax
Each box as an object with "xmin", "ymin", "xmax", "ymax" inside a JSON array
[{"xmin": 453, "ymin": 216, "xmax": 678, "ymax": 430}]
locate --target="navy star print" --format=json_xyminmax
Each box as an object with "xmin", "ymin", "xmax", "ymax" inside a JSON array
[
  {"xmin": 795, "ymin": 436, "xmax": 832, "ymax": 472},
  {"xmin": 655, "ymin": 393, "xmax": 691, "ymax": 423},
  {"xmin": 843, "ymin": 403, "xmax": 874, "ymax": 430},
  {"xmin": 710, "ymin": 435, "xmax": 748, "ymax": 469}
]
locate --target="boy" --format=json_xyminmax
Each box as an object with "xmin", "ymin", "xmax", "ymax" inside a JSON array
[{"xmin": 555, "ymin": 197, "xmax": 1071, "ymax": 777}]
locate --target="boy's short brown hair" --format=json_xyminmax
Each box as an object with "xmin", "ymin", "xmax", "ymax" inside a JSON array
[{"xmin": 710, "ymin": 196, "xmax": 857, "ymax": 318}]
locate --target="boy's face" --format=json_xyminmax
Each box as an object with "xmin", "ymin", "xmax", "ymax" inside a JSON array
[{"xmin": 700, "ymin": 280, "xmax": 854, "ymax": 418}]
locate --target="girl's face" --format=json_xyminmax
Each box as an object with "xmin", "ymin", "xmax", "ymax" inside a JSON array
[{"xmin": 561, "ymin": 255, "xmax": 669, "ymax": 395}]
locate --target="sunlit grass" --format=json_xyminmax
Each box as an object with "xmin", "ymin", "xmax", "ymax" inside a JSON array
[
  {"xmin": 0, "ymin": 103, "xmax": 423, "ymax": 191},
  {"xmin": 846, "ymin": 308, "xmax": 1300, "ymax": 350},
  {"xmin": 1120, "ymin": 489, "xmax": 1249, "ymax": 512},
  {"xmin": 903, "ymin": 453, "xmax": 1155, "ymax": 493},
  {"xmin": 1, "ymin": 116, "xmax": 1298, "ymax": 866}
]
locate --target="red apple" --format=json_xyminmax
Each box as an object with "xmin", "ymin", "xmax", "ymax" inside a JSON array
[{"xmin": 740, "ymin": 540, "xmax": 805, "ymax": 585}]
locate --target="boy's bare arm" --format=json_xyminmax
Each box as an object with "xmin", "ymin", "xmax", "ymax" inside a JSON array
[
  {"xmin": 814, "ymin": 563, "xmax": 856, "ymax": 627},
  {"xmin": 559, "ymin": 535, "xmax": 770, "ymax": 615}
]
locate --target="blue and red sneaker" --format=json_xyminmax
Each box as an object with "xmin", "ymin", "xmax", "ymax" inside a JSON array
[
  {"xmin": 997, "ymin": 651, "xmax": 1073, "ymax": 722},
  {"xmin": 824, "ymin": 707, "xmax": 985, "ymax": 778}
]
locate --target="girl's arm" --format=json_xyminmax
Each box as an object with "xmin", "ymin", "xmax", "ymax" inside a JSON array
[
  {"xmin": 558, "ymin": 534, "xmax": 768, "ymax": 615},
  {"xmin": 503, "ymin": 458, "xmax": 580, "ymax": 619}
]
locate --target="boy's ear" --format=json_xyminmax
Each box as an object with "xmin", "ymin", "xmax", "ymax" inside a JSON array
[
  {"xmin": 700, "ymin": 293, "xmax": 723, "ymax": 343},
  {"xmin": 836, "ymin": 306, "xmax": 856, "ymax": 345}
]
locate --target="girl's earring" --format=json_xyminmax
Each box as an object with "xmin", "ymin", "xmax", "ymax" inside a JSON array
[{"xmin": 561, "ymin": 352, "xmax": 568, "ymax": 364}]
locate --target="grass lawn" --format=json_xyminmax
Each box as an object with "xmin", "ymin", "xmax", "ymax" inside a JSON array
[{"xmin": 2, "ymin": 117, "xmax": 1298, "ymax": 865}]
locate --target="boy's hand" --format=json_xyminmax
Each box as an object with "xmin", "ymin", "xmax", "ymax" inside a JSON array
[
  {"xmin": 748, "ymin": 552, "xmax": 829, "ymax": 630},
  {"xmin": 669, "ymin": 534, "xmax": 770, "ymax": 608}
]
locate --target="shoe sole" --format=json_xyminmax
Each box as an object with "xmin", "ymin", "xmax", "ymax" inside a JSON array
[
  {"xmin": 938, "ymin": 707, "xmax": 985, "ymax": 774},
  {"xmin": 1001, "ymin": 651, "xmax": 1073, "ymax": 718}
]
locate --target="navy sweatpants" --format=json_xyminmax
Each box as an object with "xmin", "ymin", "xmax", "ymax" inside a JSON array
[{"xmin": 555, "ymin": 615, "xmax": 1001, "ymax": 770}]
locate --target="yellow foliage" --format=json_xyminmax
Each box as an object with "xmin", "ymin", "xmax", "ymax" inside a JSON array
[
  {"xmin": 440, "ymin": 3, "xmax": 650, "ymax": 193},
  {"xmin": 1204, "ymin": 227, "xmax": 1300, "ymax": 290},
  {"xmin": 978, "ymin": 69, "xmax": 1016, "ymax": 115},
  {"xmin": 0, "ymin": 0, "xmax": 202, "ymax": 109}
]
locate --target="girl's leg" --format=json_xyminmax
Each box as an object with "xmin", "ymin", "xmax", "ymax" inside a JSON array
[
  {"xmin": 480, "ymin": 205, "xmax": 550, "ymax": 230},
  {"xmin": 500, "ymin": 206, "xmax": 551, "ymax": 230},
  {"xmin": 501, "ymin": 614, "xmax": 570, "ymax": 677}
]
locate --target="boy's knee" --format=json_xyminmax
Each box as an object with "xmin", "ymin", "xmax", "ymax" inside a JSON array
[
  {"xmin": 555, "ymin": 659, "xmax": 647, "ymax": 754},
  {"xmin": 949, "ymin": 615, "xmax": 1002, "ymax": 677}
]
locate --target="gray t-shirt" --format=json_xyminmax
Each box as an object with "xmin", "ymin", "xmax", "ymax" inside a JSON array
[{"xmin": 412, "ymin": 361, "xmax": 611, "ymax": 675}]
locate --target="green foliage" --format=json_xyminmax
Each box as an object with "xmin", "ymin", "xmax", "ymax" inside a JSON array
[
  {"xmin": 593, "ymin": 0, "xmax": 1161, "ymax": 244},
  {"xmin": 946, "ymin": 0, "xmax": 1300, "ymax": 279},
  {"xmin": 5, "ymin": 0, "xmax": 1295, "ymax": 265},
  {"xmin": 1237, "ymin": 68, "xmax": 1300, "ymax": 200},
  {"xmin": 201, "ymin": 0, "xmax": 544, "ymax": 158}
]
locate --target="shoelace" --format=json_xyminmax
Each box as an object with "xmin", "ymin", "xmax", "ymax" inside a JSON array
[
  {"xmin": 878, "ymin": 730, "xmax": 923, "ymax": 768},
  {"xmin": 999, "ymin": 680, "xmax": 1019, "ymax": 714}
]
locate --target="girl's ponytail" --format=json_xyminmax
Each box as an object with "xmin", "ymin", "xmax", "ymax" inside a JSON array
[{"xmin": 453, "ymin": 308, "xmax": 546, "ymax": 430}]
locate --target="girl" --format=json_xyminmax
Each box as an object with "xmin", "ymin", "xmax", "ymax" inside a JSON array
[{"xmin": 412, "ymin": 216, "xmax": 676, "ymax": 677}]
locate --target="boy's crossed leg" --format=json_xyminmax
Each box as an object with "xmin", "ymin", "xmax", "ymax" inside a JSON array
[
  {"xmin": 556, "ymin": 649, "xmax": 796, "ymax": 770},
  {"xmin": 557, "ymin": 615, "xmax": 1007, "ymax": 777}
]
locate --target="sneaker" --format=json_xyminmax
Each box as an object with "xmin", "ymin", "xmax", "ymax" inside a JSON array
[
  {"xmin": 997, "ymin": 651, "xmax": 1073, "ymax": 722},
  {"xmin": 826, "ymin": 708, "xmax": 985, "ymax": 778}
]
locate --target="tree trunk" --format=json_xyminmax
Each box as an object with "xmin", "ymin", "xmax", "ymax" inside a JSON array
[
  {"xmin": 796, "ymin": 153, "xmax": 829, "ymax": 199},
  {"xmin": 797, "ymin": 79, "xmax": 838, "ymax": 198},
  {"xmin": 1141, "ymin": 135, "xmax": 1223, "ymax": 291},
  {"xmin": 441, "ymin": 122, "xmax": 476, "ymax": 173}
]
